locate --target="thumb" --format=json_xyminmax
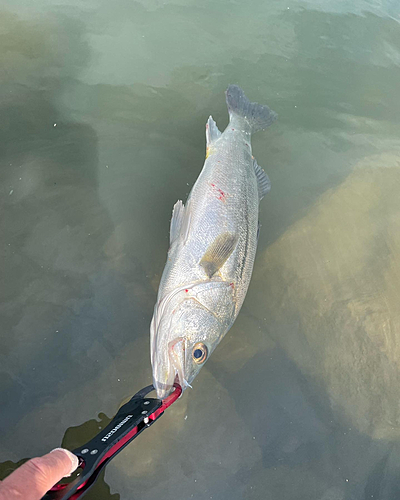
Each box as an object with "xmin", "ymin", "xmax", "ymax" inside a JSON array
[{"xmin": 0, "ymin": 448, "xmax": 79, "ymax": 500}]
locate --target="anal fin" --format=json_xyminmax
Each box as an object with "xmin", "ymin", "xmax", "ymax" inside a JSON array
[{"xmin": 253, "ymin": 158, "xmax": 271, "ymax": 200}]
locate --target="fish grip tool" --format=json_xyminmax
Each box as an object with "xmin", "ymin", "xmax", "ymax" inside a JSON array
[{"xmin": 41, "ymin": 383, "xmax": 182, "ymax": 500}]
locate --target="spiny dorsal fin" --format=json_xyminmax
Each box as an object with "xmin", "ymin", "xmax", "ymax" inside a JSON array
[
  {"xmin": 170, "ymin": 200, "xmax": 185, "ymax": 245},
  {"xmin": 200, "ymin": 232, "xmax": 238, "ymax": 278},
  {"xmin": 170, "ymin": 200, "xmax": 192, "ymax": 246},
  {"xmin": 253, "ymin": 158, "xmax": 271, "ymax": 200},
  {"xmin": 206, "ymin": 115, "xmax": 222, "ymax": 147}
]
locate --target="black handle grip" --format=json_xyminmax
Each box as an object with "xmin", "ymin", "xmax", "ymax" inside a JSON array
[{"xmin": 41, "ymin": 385, "xmax": 162, "ymax": 500}]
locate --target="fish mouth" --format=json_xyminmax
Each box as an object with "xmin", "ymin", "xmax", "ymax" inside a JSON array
[{"xmin": 153, "ymin": 337, "xmax": 186, "ymax": 399}]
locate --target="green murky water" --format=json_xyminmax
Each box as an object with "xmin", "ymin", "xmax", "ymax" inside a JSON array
[{"xmin": 1, "ymin": 1, "xmax": 400, "ymax": 498}]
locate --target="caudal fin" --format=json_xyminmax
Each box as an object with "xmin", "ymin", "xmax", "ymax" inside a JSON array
[{"xmin": 225, "ymin": 85, "xmax": 277, "ymax": 134}]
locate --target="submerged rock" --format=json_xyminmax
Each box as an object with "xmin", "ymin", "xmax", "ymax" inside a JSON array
[{"xmin": 248, "ymin": 156, "xmax": 400, "ymax": 439}]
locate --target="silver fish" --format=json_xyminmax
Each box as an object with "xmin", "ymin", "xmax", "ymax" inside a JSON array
[{"xmin": 150, "ymin": 85, "xmax": 277, "ymax": 399}]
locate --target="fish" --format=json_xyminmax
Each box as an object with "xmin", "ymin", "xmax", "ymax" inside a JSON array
[{"xmin": 150, "ymin": 85, "xmax": 277, "ymax": 399}]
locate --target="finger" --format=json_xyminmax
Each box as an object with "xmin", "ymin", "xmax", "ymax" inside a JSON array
[{"xmin": 0, "ymin": 448, "xmax": 79, "ymax": 500}]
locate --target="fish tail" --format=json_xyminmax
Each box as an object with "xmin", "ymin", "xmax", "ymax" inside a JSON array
[{"xmin": 225, "ymin": 85, "xmax": 277, "ymax": 133}]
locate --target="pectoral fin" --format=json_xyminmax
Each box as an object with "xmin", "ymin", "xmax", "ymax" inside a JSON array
[{"xmin": 200, "ymin": 232, "xmax": 238, "ymax": 278}]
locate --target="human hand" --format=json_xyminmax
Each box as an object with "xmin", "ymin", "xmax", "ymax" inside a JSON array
[{"xmin": 0, "ymin": 448, "xmax": 79, "ymax": 500}]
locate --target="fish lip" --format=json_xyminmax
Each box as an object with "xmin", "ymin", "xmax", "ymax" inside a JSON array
[
  {"xmin": 154, "ymin": 381, "xmax": 173, "ymax": 400},
  {"xmin": 153, "ymin": 362, "xmax": 175, "ymax": 400},
  {"xmin": 169, "ymin": 337, "xmax": 186, "ymax": 391},
  {"xmin": 153, "ymin": 337, "xmax": 186, "ymax": 400}
]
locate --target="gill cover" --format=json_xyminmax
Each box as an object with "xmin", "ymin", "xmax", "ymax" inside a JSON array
[{"xmin": 150, "ymin": 281, "xmax": 235, "ymax": 399}]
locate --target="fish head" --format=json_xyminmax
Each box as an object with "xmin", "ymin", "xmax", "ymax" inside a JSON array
[{"xmin": 151, "ymin": 295, "xmax": 223, "ymax": 399}]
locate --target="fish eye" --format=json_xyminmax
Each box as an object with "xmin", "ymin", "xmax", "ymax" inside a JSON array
[{"xmin": 192, "ymin": 343, "xmax": 208, "ymax": 364}]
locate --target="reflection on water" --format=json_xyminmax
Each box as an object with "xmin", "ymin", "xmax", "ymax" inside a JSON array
[{"xmin": 1, "ymin": 0, "xmax": 400, "ymax": 499}]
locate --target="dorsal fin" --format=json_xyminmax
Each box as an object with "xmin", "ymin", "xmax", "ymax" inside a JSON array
[
  {"xmin": 170, "ymin": 200, "xmax": 185, "ymax": 245},
  {"xmin": 206, "ymin": 115, "xmax": 222, "ymax": 147},
  {"xmin": 170, "ymin": 200, "xmax": 192, "ymax": 246},
  {"xmin": 253, "ymin": 158, "xmax": 271, "ymax": 200}
]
